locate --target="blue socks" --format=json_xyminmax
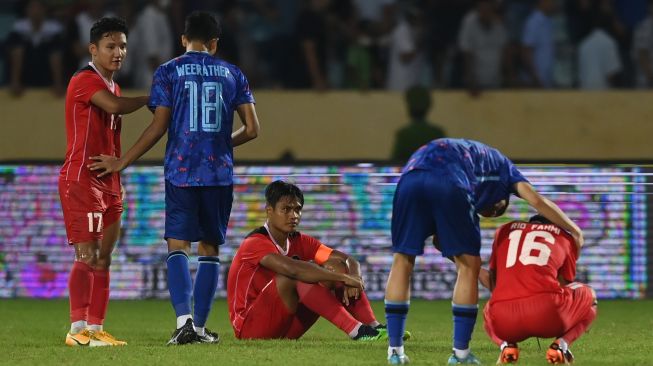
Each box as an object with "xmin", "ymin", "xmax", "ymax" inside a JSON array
[
  {"xmin": 385, "ymin": 300, "xmax": 410, "ymax": 347},
  {"xmin": 193, "ymin": 256, "xmax": 220, "ymax": 328},
  {"xmin": 452, "ymin": 303, "xmax": 478, "ymax": 351},
  {"xmin": 167, "ymin": 251, "xmax": 192, "ymax": 317}
]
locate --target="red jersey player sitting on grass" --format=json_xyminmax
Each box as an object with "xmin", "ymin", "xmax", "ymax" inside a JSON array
[
  {"xmin": 482, "ymin": 215, "xmax": 597, "ymax": 364},
  {"xmin": 58, "ymin": 17, "xmax": 148, "ymax": 347},
  {"xmin": 227, "ymin": 180, "xmax": 398, "ymax": 340}
]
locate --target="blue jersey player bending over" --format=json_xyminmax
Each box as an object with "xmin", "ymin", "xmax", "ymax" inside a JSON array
[
  {"xmin": 90, "ymin": 11, "xmax": 260, "ymax": 345},
  {"xmin": 383, "ymin": 139, "xmax": 583, "ymax": 364}
]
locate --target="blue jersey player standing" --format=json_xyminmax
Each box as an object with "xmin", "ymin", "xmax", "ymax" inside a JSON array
[
  {"xmin": 383, "ymin": 139, "xmax": 583, "ymax": 364},
  {"xmin": 90, "ymin": 11, "xmax": 260, "ymax": 345}
]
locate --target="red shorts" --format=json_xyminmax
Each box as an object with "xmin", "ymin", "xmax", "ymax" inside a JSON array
[
  {"xmin": 58, "ymin": 180, "xmax": 123, "ymax": 244},
  {"xmin": 484, "ymin": 283, "xmax": 595, "ymax": 343},
  {"xmin": 234, "ymin": 278, "xmax": 295, "ymax": 339}
]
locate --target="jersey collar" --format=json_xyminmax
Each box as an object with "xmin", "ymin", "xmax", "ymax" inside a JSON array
[
  {"xmin": 264, "ymin": 222, "xmax": 290, "ymax": 256},
  {"xmin": 88, "ymin": 61, "xmax": 115, "ymax": 93}
]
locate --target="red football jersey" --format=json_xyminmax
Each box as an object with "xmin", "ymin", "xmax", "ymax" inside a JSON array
[
  {"xmin": 59, "ymin": 64, "xmax": 122, "ymax": 195},
  {"xmin": 489, "ymin": 221, "xmax": 578, "ymax": 302},
  {"xmin": 227, "ymin": 227, "xmax": 333, "ymax": 334}
]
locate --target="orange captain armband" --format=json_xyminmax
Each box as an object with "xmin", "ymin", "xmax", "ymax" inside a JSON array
[{"xmin": 314, "ymin": 244, "xmax": 333, "ymax": 265}]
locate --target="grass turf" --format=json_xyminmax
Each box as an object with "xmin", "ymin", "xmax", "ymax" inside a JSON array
[{"xmin": 1, "ymin": 299, "xmax": 651, "ymax": 365}]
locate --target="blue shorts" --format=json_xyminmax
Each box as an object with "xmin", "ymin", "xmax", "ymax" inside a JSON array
[
  {"xmin": 165, "ymin": 180, "xmax": 233, "ymax": 244},
  {"xmin": 391, "ymin": 170, "xmax": 481, "ymax": 257}
]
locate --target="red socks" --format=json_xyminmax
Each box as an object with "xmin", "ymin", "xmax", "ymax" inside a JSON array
[
  {"xmin": 69, "ymin": 262, "xmax": 111, "ymax": 325},
  {"xmin": 296, "ymin": 282, "xmax": 359, "ymax": 334},
  {"xmin": 338, "ymin": 290, "xmax": 377, "ymax": 325},
  {"xmin": 88, "ymin": 269, "xmax": 110, "ymax": 325},
  {"xmin": 68, "ymin": 261, "xmax": 94, "ymax": 323}
]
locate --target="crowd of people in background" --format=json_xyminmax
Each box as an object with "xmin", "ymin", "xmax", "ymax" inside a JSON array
[{"xmin": 2, "ymin": 0, "xmax": 653, "ymax": 97}]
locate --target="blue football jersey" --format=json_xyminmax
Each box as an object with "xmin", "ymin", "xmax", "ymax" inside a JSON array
[
  {"xmin": 402, "ymin": 138, "xmax": 529, "ymax": 212},
  {"xmin": 149, "ymin": 51, "xmax": 255, "ymax": 186}
]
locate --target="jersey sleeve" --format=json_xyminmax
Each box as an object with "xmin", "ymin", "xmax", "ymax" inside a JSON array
[
  {"xmin": 505, "ymin": 159, "xmax": 529, "ymax": 194},
  {"xmin": 233, "ymin": 67, "xmax": 255, "ymax": 106},
  {"xmin": 558, "ymin": 234, "xmax": 578, "ymax": 282},
  {"xmin": 148, "ymin": 64, "xmax": 172, "ymax": 109},
  {"xmin": 238, "ymin": 235, "xmax": 277, "ymax": 266},
  {"xmin": 298, "ymin": 233, "xmax": 333, "ymax": 265},
  {"xmin": 74, "ymin": 72, "xmax": 108, "ymax": 104}
]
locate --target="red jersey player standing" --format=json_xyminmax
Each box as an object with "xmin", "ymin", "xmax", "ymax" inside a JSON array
[
  {"xmin": 58, "ymin": 17, "xmax": 148, "ymax": 347},
  {"xmin": 227, "ymin": 180, "xmax": 396, "ymax": 341},
  {"xmin": 483, "ymin": 215, "xmax": 597, "ymax": 364}
]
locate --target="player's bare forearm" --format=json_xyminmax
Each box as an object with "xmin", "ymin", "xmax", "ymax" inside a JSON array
[
  {"xmin": 232, "ymin": 103, "xmax": 260, "ymax": 147},
  {"xmin": 515, "ymin": 182, "xmax": 584, "ymax": 248},
  {"xmin": 120, "ymin": 108, "xmax": 170, "ymax": 166},
  {"xmin": 479, "ymin": 267, "xmax": 492, "ymax": 291},
  {"xmin": 91, "ymin": 90, "xmax": 149, "ymax": 115},
  {"xmin": 260, "ymin": 254, "xmax": 363, "ymax": 289},
  {"xmin": 89, "ymin": 107, "xmax": 169, "ymax": 177}
]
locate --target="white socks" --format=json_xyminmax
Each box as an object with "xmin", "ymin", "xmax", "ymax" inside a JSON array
[
  {"xmin": 196, "ymin": 327, "xmax": 205, "ymax": 336},
  {"xmin": 388, "ymin": 346, "xmax": 405, "ymax": 358},
  {"xmin": 177, "ymin": 314, "xmax": 192, "ymax": 329},
  {"xmin": 88, "ymin": 324, "xmax": 103, "ymax": 332},
  {"xmin": 454, "ymin": 347, "xmax": 470, "ymax": 359},
  {"xmin": 348, "ymin": 322, "xmax": 363, "ymax": 338},
  {"xmin": 558, "ymin": 338, "xmax": 569, "ymax": 353},
  {"xmin": 70, "ymin": 320, "xmax": 87, "ymax": 334}
]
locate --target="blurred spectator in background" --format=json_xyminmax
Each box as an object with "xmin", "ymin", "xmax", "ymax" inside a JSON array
[
  {"xmin": 238, "ymin": 0, "xmax": 299, "ymax": 88},
  {"xmin": 577, "ymin": 14, "xmax": 622, "ymax": 90},
  {"xmin": 69, "ymin": 0, "xmax": 113, "ymax": 70},
  {"xmin": 346, "ymin": 19, "xmax": 373, "ymax": 90},
  {"xmin": 633, "ymin": 1, "xmax": 653, "ymax": 88},
  {"xmin": 521, "ymin": 0, "xmax": 556, "ymax": 88},
  {"xmin": 390, "ymin": 85, "xmax": 445, "ymax": 162},
  {"xmin": 287, "ymin": 0, "xmax": 329, "ymax": 90},
  {"xmin": 353, "ymin": 0, "xmax": 396, "ymax": 88},
  {"xmin": 425, "ymin": 0, "xmax": 473, "ymax": 88},
  {"xmin": 128, "ymin": 0, "xmax": 173, "ymax": 89},
  {"xmin": 459, "ymin": 0, "xmax": 510, "ymax": 96},
  {"xmin": 386, "ymin": 6, "xmax": 427, "ymax": 91},
  {"xmin": 6, "ymin": 0, "xmax": 64, "ymax": 97}
]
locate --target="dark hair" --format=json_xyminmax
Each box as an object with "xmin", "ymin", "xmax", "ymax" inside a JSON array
[
  {"xmin": 90, "ymin": 17, "xmax": 128, "ymax": 45},
  {"xmin": 184, "ymin": 11, "xmax": 221, "ymax": 43},
  {"xmin": 529, "ymin": 214, "xmax": 552, "ymax": 224},
  {"xmin": 265, "ymin": 180, "xmax": 304, "ymax": 208}
]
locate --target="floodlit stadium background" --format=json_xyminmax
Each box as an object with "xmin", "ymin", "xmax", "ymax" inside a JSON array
[{"xmin": 1, "ymin": 163, "xmax": 648, "ymax": 300}]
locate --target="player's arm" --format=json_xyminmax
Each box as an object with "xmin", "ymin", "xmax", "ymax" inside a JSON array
[
  {"xmin": 328, "ymin": 250, "xmax": 362, "ymax": 279},
  {"xmin": 514, "ymin": 181, "xmax": 584, "ymax": 249},
  {"xmin": 231, "ymin": 103, "xmax": 260, "ymax": 147},
  {"xmin": 88, "ymin": 106, "xmax": 171, "ymax": 177},
  {"xmin": 90, "ymin": 90, "xmax": 149, "ymax": 115},
  {"xmin": 328, "ymin": 250, "xmax": 364, "ymax": 304},
  {"xmin": 259, "ymin": 253, "xmax": 363, "ymax": 289}
]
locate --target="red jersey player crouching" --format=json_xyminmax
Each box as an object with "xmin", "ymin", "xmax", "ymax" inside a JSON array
[
  {"xmin": 227, "ymin": 180, "xmax": 396, "ymax": 340},
  {"xmin": 483, "ymin": 215, "xmax": 597, "ymax": 364},
  {"xmin": 58, "ymin": 17, "xmax": 148, "ymax": 347}
]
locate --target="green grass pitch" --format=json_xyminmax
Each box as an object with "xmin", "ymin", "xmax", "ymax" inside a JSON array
[{"xmin": 2, "ymin": 299, "xmax": 651, "ymax": 365}]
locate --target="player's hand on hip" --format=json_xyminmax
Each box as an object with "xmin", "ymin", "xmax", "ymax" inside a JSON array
[{"xmin": 88, "ymin": 155, "xmax": 125, "ymax": 178}]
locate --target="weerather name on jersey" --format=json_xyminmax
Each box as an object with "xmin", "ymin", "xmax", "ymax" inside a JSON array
[{"xmin": 176, "ymin": 64, "xmax": 230, "ymax": 78}]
